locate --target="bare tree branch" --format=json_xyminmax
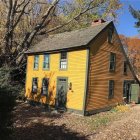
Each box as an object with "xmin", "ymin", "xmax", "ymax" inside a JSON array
[
  {"xmin": 16, "ymin": 0, "xmax": 26, "ymax": 10},
  {"xmin": 13, "ymin": 0, "xmax": 31, "ymax": 29},
  {"xmin": 1, "ymin": 0, "xmax": 9, "ymax": 8},
  {"xmin": 15, "ymin": 0, "xmax": 59, "ymax": 65},
  {"xmin": 39, "ymin": 0, "xmax": 104, "ymax": 34},
  {"xmin": 1, "ymin": 0, "xmax": 121, "ymax": 67}
]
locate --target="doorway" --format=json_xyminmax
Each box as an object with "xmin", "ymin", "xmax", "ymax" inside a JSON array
[
  {"xmin": 123, "ymin": 80, "xmax": 134, "ymax": 103},
  {"xmin": 55, "ymin": 77, "xmax": 68, "ymax": 110}
]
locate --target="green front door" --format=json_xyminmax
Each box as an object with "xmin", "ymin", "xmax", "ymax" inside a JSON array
[
  {"xmin": 56, "ymin": 77, "xmax": 68, "ymax": 109},
  {"xmin": 130, "ymin": 84, "xmax": 140, "ymax": 103}
]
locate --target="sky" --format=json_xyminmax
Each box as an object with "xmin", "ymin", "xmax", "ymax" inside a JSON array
[{"xmin": 116, "ymin": 0, "xmax": 140, "ymax": 37}]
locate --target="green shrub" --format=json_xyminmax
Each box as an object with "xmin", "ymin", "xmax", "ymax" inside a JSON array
[
  {"xmin": 0, "ymin": 66, "xmax": 24, "ymax": 139},
  {"xmin": 0, "ymin": 87, "xmax": 16, "ymax": 139}
]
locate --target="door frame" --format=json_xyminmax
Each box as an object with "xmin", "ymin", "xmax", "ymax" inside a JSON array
[
  {"xmin": 123, "ymin": 80, "xmax": 135, "ymax": 103},
  {"xmin": 56, "ymin": 76, "xmax": 68, "ymax": 106}
]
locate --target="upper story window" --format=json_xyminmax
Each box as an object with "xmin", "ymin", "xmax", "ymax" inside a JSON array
[
  {"xmin": 109, "ymin": 52, "xmax": 116, "ymax": 72},
  {"xmin": 124, "ymin": 61, "xmax": 127, "ymax": 74},
  {"xmin": 43, "ymin": 54, "xmax": 50, "ymax": 70},
  {"xmin": 32, "ymin": 77, "xmax": 38, "ymax": 93},
  {"xmin": 60, "ymin": 52, "xmax": 67, "ymax": 70},
  {"xmin": 108, "ymin": 27, "xmax": 114, "ymax": 44},
  {"xmin": 34, "ymin": 55, "xmax": 39, "ymax": 70},
  {"xmin": 109, "ymin": 80, "xmax": 114, "ymax": 99}
]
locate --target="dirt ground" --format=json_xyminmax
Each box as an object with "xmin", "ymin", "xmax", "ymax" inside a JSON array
[
  {"xmin": 11, "ymin": 102, "xmax": 140, "ymax": 140},
  {"xmin": 92, "ymin": 105, "xmax": 140, "ymax": 140}
]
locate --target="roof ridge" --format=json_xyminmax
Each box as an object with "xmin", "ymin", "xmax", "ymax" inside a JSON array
[{"xmin": 48, "ymin": 21, "xmax": 112, "ymax": 38}]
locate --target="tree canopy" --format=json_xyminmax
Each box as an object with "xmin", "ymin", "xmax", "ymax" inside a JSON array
[
  {"xmin": 129, "ymin": 5, "xmax": 140, "ymax": 30},
  {"xmin": 0, "ymin": 0, "xmax": 122, "ymax": 85}
]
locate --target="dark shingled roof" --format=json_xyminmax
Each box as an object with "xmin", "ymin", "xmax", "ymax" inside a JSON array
[{"xmin": 26, "ymin": 21, "xmax": 111, "ymax": 54}]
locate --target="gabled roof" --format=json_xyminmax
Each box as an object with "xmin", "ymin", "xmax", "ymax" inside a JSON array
[{"xmin": 26, "ymin": 21, "xmax": 111, "ymax": 54}]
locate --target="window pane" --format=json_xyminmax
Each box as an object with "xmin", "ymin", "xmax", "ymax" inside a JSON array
[
  {"xmin": 34, "ymin": 55, "xmax": 39, "ymax": 69},
  {"xmin": 108, "ymin": 31, "xmax": 113, "ymax": 43},
  {"xmin": 110, "ymin": 62, "xmax": 114, "ymax": 70},
  {"xmin": 60, "ymin": 52, "xmax": 67, "ymax": 69},
  {"xmin": 42, "ymin": 78, "xmax": 49, "ymax": 96},
  {"xmin": 123, "ymin": 81, "xmax": 127, "ymax": 97},
  {"xmin": 32, "ymin": 78, "xmax": 38, "ymax": 93},
  {"xmin": 61, "ymin": 52, "xmax": 67, "ymax": 59},
  {"xmin": 34, "ymin": 63, "xmax": 38, "ymax": 69},
  {"xmin": 44, "ymin": 55, "xmax": 49, "ymax": 62},
  {"xmin": 110, "ymin": 53, "xmax": 115, "ymax": 62},
  {"xmin": 43, "ymin": 54, "xmax": 49, "ymax": 69},
  {"xmin": 109, "ymin": 80, "xmax": 114, "ymax": 99},
  {"xmin": 35, "ymin": 55, "xmax": 39, "ymax": 62},
  {"xmin": 60, "ymin": 61, "xmax": 67, "ymax": 69},
  {"xmin": 124, "ymin": 61, "xmax": 127, "ymax": 74},
  {"xmin": 108, "ymin": 27, "xmax": 114, "ymax": 43},
  {"xmin": 109, "ymin": 53, "xmax": 116, "ymax": 71}
]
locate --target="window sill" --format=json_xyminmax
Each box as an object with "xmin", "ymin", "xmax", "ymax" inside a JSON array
[
  {"xmin": 109, "ymin": 70, "xmax": 115, "ymax": 73},
  {"xmin": 108, "ymin": 97, "xmax": 114, "ymax": 100},
  {"xmin": 43, "ymin": 68, "xmax": 50, "ymax": 71},
  {"xmin": 59, "ymin": 68, "xmax": 67, "ymax": 71},
  {"xmin": 33, "ymin": 68, "xmax": 39, "ymax": 71}
]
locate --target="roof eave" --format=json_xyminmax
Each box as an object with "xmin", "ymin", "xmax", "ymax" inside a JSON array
[{"xmin": 25, "ymin": 44, "xmax": 89, "ymax": 55}]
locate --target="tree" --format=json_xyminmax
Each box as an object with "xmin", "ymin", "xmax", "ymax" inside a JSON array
[
  {"xmin": 0, "ymin": 0, "xmax": 122, "ymax": 85},
  {"xmin": 129, "ymin": 5, "xmax": 140, "ymax": 30},
  {"xmin": 120, "ymin": 35, "xmax": 140, "ymax": 77}
]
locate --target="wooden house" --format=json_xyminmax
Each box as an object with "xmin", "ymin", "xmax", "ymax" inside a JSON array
[{"xmin": 25, "ymin": 20, "xmax": 139, "ymax": 115}]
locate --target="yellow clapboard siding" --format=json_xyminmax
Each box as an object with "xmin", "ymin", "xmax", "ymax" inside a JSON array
[{"xmin": 25, "ymin": 49, "xmax": 87, "ymax": 110}]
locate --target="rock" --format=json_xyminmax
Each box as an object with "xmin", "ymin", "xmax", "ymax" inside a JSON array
[
  {"xmin": 32, "ymin": 119, "xmax": 39, "ymax": 123},
  {"xmin": 51, "ymin": 110, "xmax": 59, "ymax": 115}
]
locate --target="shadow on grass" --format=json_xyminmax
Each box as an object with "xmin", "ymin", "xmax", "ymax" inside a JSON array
[
  {"xmin": 13, "ymin": 102, "xmax": 63, "ymax": 122},
  {"xmin": 12, "ymin": 122, "xmax": 88, "ymax": 140},
  {"xmin": 11, "ymin": 102, "xmax": 91, "ymax": 140}
]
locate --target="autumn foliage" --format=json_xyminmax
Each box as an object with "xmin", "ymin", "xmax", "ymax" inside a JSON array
[{"xmin": 120, "ymin": 35, "xmax": 140, "ymax": 77}]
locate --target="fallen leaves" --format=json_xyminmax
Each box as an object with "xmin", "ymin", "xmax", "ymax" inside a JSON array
[{"xmin": 11, "ymin": 102, "xmax": 140, "ymax": 140}]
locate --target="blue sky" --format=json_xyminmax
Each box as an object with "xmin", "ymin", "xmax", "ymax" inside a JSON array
[{"xmin": 115, "ymin": 0, "xmax": 140, "ymax": 37}]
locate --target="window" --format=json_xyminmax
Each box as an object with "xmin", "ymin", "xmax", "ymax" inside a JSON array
[
  {"xmin": 124, "ymin": 61, "xmax": 127, "ymax": 74},
  {"xmin": 32, "ymin": 78, "xmax": 38, "ymax": 93},
  {"xmin": 43, "ymin": 54, "xmax": 50, "ymax": 69},
  {"xmin": 123, "ymin": 80, "xmax": 134, "ymax": 97},
  {"xmin": 108, "ymin": 27, "xmax": 114, "ymax": 43},
  {"xmin": 60, "ymin": 52, "xmax": 67, "ymax": 69},
  {"xmin": 41, "ymin": 78, "xmax": 49, "ymax": 96},
  {"xmin": 109, "ymin": 53, "xmax": 116, "ymax": 72},
  {"xmin": 123, "ymin": 81, "xmax": 127, "ymax": 97},
  {"xmin": 109, "ymin": 80, "xmax": 114, "ymax": 99},
  {"xmin": 34, "ymin": 55, "xmax": 39, "ymax": 69}
]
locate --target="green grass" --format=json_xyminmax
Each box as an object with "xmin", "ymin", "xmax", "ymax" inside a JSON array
[
  {"xmin": 84, "ymin": 108, "xmax": 129, "ymax": 130},
  {"xmin": 87, "ymin": 113, "xmax": 114, "ymax": 130},
  {"xmin": 90, "ymin": 116, "xmax": 110, "ymax": 129}
]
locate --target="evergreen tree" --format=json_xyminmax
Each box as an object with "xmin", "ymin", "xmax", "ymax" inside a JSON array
[{"xmin": 129, "ymin": 5, "xmax": 140, "ymax": 29}]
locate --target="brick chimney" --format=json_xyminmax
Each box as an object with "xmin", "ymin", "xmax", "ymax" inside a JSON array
[{"xmin": 91, "ymin": 19, "xmax": 106, "ymax": 26}]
